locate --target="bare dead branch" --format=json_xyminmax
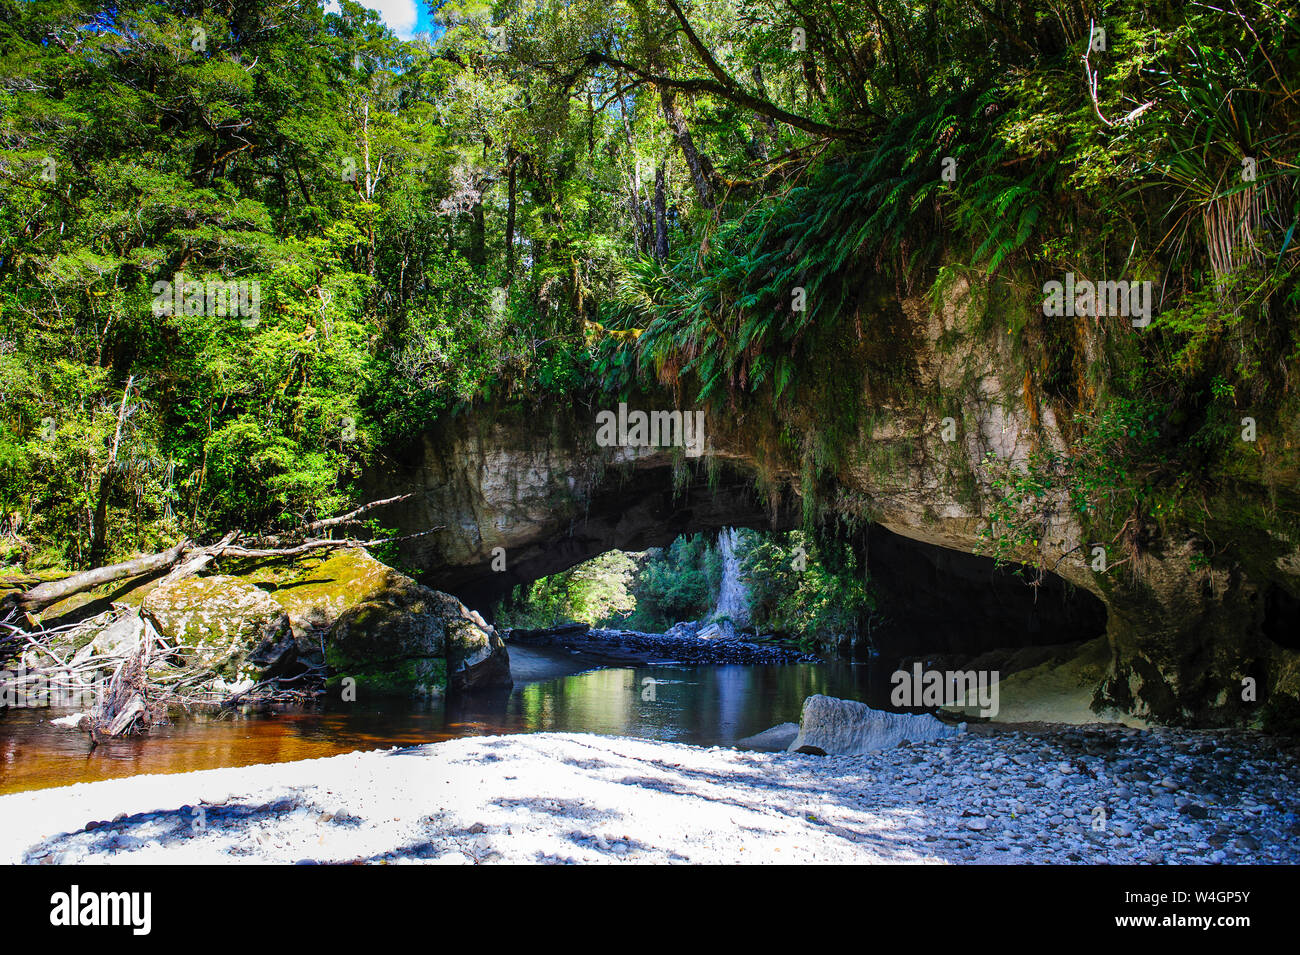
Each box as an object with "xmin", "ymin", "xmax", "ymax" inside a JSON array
[{"xmin": 296, "ymin": 492, "xmax": 414, "ymax": 536}]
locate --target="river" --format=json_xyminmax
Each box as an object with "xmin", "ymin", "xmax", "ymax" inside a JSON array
[{"xmin": 0, "ymin": 651, "xmax": 906, "ymax": 795}]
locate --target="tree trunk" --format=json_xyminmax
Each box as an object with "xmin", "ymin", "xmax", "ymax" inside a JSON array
[
  {"xmin": 470, "ymin": 200, "xmax": 486, "ymax": 271},
  {"xmin": 750, "ymin": 64, "xmax": 778, "ymax": 157},
  {"xmin": 659, "ymin": 88, "xmax": 716, "ymax": 210},
  {"xmin": 504, "ymin": 147, "xmax": 517, "ymax": 285},
  {"xmin": 8, "ymin": 539, "xmax": 191, "ymax": 614},
  {"xmin": 616, "ymin": 90, "xmax": 650, "ymax": 254},
  {"xmin": 89, "ymin": 374, "xmax": 134, "ymax": 569},
  {"xmin": 654, "ymin": 163, "xmax": 669, "ymax": 261},
  {"xmin": 89, "ymin": 481, "xmax": 110, "ymax": 570}
]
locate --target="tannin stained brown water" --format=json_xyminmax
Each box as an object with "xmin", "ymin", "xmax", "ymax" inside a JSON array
[{"xmin": 0, "ymin": 659, "xmax": 902, "ymax": 795}]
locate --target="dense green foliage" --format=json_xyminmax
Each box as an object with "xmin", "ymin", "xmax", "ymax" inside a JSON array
[
  {"xmin": 495, "ymin": 549, "xmax": 638, "ymax": 627},
  {"xmin": 2, "ymin": 0, "xmax": 1298, "ymax": 585},
  {"xmin": 741, "ymin": 529, "xmax": 876, "ymax": 648},
  {"xmin": 597, "ymin": 1, "xmax": 1300, "ymax": 566},
  {"xmin": 498, "ymin": 528, "xmax": 875, "ymax": 647},
  {"xmin": 0, "ymin": 0, "xmax": 624, "ymax": 568},
  {"xmin": 495, "ymin": 536, "xmax": 718, "ymax": 630}
]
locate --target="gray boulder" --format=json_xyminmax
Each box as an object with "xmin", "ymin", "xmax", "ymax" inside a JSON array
[
  {"xmin": 788, "ymin": 694, "xmax": 965, "ymax": 755},
  {"xmin": 71, "ymin": 612, "xmax": 144, "ymax": 663}
]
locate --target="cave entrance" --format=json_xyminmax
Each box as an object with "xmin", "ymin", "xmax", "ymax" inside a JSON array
[
  {"xmin": 436, "ymin": 461, "xmax": 800, "ymax": 614},
  {"xmin": 463, "ymin": 516, "xmax": 1108, "ymax": 667},
  {"xmin": 406, "ymin": 441, "xmax": 1108, "ymax": 659},
  {"xmin": 1262, "ymin": 583, "xmax": 1300, "ymax": 650},
  {"xmin": 864, "ymin": 524, "xmax": 1109, "ymax": 660}
]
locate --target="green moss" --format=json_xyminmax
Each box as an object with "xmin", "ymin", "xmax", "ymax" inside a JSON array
[
  {"xmin": 141, "ymin": 575, "xmax": 283, "ymax": 680},
  {"xmin": 230, "ymin": 548, "xmax": 403, "ymax": 627},
  {"xmin": 325, "ymin": 656, "xmax": 446, "ymax": 697}
]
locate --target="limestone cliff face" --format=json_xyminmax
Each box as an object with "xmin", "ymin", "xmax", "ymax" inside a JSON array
[
  {"xmin": 371, "ymin": 277, "xmax": 1300, "ymax": 728},
  {"xmin": 376, "ymin": 405, "xmax": 799, "ymax": 609}
]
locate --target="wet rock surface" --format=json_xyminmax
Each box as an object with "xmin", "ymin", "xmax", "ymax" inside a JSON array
[
  {"xmin": 507, "ymin": 624, "xmax": 818, "ymax": 665},
  {"xmin": 888, "ymin": 725, "xmax": 1300, "ymax": 863}
]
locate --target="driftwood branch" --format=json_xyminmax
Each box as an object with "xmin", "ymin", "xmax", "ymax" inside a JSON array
[
  {"xmin": 6, "ymin": 539, "xmax": 192, "ymax": 614},
  {"xmin": 296, "ymin": 492, "xmax": 413, "ymax": 536},
  {"xmin": 155, "ymin": 530, "xmax": 239, "ymax": 588},
  {"xmin": 86, "ymin": 617, "xmax": 161, "ymax": 743},
  {"xmin": 1082, "ymin": 20, "xmax": 1154, "ymax": 128},
  {"xmin": 216, "ymin": 529, "xmax": 441, "ymax": 559}
]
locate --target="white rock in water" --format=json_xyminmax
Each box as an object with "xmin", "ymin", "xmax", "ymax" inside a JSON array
[
  {"xmin": 696, "ymin": 623, "xmax": 724, "ymax": 641},
  {"xmin": 736, "ymin": 722, "xmax": 800, "ymax": 751},
  {"xmin": 788, "ymin": 694, "xmax": 964, "ymax": 755},
  {"xmin": 49, "ymin": 713, "xmax": 88, "ymax": 729}
]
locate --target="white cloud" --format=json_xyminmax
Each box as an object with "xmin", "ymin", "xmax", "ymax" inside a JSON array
[
  {"xmin": 323, "ymin": 1, "xmax": 419, "ymax": 40},
  {"xmin": 363, "ymin": 0, "xmax": 419, "ymax": 39}
]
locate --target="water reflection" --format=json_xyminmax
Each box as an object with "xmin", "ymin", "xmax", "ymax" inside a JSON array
[{"xmin": 0, "ymin": 662, "xmax": 902, "ymax": 795}]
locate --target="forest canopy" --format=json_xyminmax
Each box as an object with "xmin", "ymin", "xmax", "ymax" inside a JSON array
[{"xmin": 1, "ymin": 0, "xmax": 1297, "ymax": 573}]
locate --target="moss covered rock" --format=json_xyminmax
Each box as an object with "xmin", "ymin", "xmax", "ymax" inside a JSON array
[
  {"xmin": 321, "ymin": 555, "xmax": 511, "ymax": 696},
  {"xmin": 142, "ymin": 576, "xmax": 289, "ymax": 680},
  {"xmin": 227, "ymin": 548, "xmax": 412, "ymax": 672},
  {"xmin": 84, "ymin": 548, "xmax": 512, "ymax": 699},
  {"xmin": 257, "ymin": 548, "xmax": 404, "ymax": 635}
]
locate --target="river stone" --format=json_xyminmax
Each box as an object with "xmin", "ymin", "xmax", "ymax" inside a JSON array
[
  {"xmin": 664, "ymin": 621, "xmax": 700, "ymax": 640},
  {"xmin": 736, "ymin": 722, "xmax": 800, "ymax": 751},
  {"xmin": 142, "ymin": 576, "xmax": 289, "ymax": 679},
  {"xmin": 788, "ymin": 695, "xmax": 965, "ymax": 756}
]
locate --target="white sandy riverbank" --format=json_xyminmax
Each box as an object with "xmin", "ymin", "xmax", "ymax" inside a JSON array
[{"xmin": 3, "ymin": 727, "xmax": 1296, "ymax": 864}]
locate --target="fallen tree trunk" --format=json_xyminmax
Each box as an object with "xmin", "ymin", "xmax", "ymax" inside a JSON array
[
  {"xmin": 5, "ymin": 539, "xmax": 192, "ymax": 614},
  {"xmin": 154, "ymin": 530, "xmax": 239, "ymax": 588},
  {"xmin": 2, "ymin": 495, "xmax": 437, "ymax": 618},
  {"xmin": 217, "ymin": 527, "xmax": 442, "ymax": 559}
]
